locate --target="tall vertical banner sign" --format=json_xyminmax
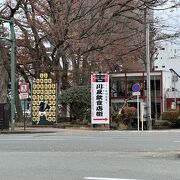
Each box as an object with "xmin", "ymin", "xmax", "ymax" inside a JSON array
[
  {"xmin": 32, "ymin": 73, "xmax": 56, "ymax": 125},
  {"xmin": 91, "ymin": 73, "xmax": 109, "ymax": 124}
]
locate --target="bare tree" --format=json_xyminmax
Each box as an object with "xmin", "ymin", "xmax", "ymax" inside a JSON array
[
  {"xmin": 0, "ymin": 0, "xmax": 24, "ymax": 120},
  {"xmin": 1, "ymin": 0, "xmax": 180, "ymax": 89},
  {"xmin": 0, "ymin": 41, "xmax": 9, "ymax": 103}
]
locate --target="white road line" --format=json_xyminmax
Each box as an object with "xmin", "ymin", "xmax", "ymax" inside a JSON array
[
  {"xmin": 83, "ymin": 177, "xmax": 142, "ymax": 180},
  {"xmin": 174, "ymin": 141, "xmax": 180, "ymax": 143},
  {"xmin": 0, "ymin": 139, "xmax": 66, "ymax": 141}
]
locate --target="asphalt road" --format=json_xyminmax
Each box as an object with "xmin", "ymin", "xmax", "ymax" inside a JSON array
[{"xmin": 0, "ymin": 130, "xmax": 180, "ymax": 180}]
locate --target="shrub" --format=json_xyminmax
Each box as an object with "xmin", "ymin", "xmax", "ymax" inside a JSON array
[
  {"xmin": 110, "ymin": 121, "xmax": 119, "ymax": 130},
  {"xmin": 162, "ymin": 110, "xmax": 180, "ymax": 123},
  {"xmin": 122, "ymin": 107, "xmax": 137, "ymax": 119},
  {"xmin": 111, "ymin": 107, "xmax": 137, "ymax": 129},
  {"xmin": 59, "ymin": 86, "xmax": 90, "ymax": 123},
  {"xmin": 175, "ymin": 115, "xmax": 180, "ymax": 127}
]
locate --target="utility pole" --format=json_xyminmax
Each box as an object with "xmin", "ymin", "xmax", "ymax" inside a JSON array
[
  {"xmin": 10, "ymin": 17, "xmax": 16, "ymax": 131},
  {"xmin": 0, "ymin": 17, "xmax": 16, "ymax": 131},
  {"xmin": 144, "ymin": 8, "xmax": 152, "ymax": 130}
]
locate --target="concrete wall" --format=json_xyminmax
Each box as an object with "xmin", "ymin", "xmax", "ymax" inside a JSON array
[
  {"xmin": 154, "ymin": 43, "xmax": 180, "ymax": 74},
  {"xmin": 154, "ymin": 42, "xmax": 180, "ymax": 99}
]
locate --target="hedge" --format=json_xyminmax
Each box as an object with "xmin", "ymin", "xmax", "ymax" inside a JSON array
[{"xmin": 162, "ymin": 110, "xmax": 180, "ymax": 123}]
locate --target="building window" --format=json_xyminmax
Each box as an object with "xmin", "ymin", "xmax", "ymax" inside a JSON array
[
  {"xmin": 117, "ymin": 80, "xmax": 125, "ymax": 96},
  {"xmin": 144, "ymin": 79, "xmax": 160, "ymax": 91},
  {"xmin": 111, "ymin": 78, "xmax": 126, "ymax": 97},
  {"xmin": 154, "ymin": 66, "xmax": 158, "ymax": 68},
  {"xmin": 162, "ymin": 65, "xmax": 165, "ymax": 68}
]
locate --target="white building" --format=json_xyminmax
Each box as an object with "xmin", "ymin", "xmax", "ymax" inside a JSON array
[
  {"xmin": 154, "ymin": 43, "xmax": 180, "ymax": 73},
  {"xmin": 154, "ymin": 42, "xmax": 180, "ymax": 109}
]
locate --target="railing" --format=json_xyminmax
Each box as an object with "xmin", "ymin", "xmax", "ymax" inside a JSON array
[
  {"xmin": 166, "ymin": 91, "xmax": 180, "ymax": 98},
  {"xmin": 111, "ymin": 90, "xmax": 161, "ymax": 98}
]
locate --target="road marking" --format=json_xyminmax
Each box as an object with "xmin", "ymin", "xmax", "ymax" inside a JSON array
[
  {"xmin": 174, "ymin": 141, "xmax": 180, "ymax": 143},
  {"xmin": 83, "ymin": 177, "xmax": 142, "ymax": 180},
  {"xmin": 0, "ymin": 139, "xmax": 66, "ymax": 141}
]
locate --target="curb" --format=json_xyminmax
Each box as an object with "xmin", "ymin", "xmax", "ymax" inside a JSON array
[{"xmin": 0, "ymin": 130, "xmax": 58, "ymax": 134}]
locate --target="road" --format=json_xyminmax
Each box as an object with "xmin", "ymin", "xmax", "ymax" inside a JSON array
[{"xmin": 0, "ymin": 130, "xmax": 180, "ymax": 180}]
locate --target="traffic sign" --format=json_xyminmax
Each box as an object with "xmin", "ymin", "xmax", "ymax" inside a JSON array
[
  {"xmin": 132, "ymin": 83, "xmax": 141, "ymax": 131},
  {"xmin": 132, "ymin": 92, "xmax": 141, "ymax": 96},
  {"xmin": 20, "ymin": 83, "xmax": 29, "ymax": 93},
  {"xmin": 19, "ymin": 83, "xmax": 29, "ymax": 99},
  {"xmin": 132, "ymin": 83, "xmax": 140, "ymax": 92}
]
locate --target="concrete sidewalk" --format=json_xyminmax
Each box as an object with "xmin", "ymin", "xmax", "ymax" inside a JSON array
[
  {"xmin": 0, "ymin": 127, "xmax": 64, "ymax": 134},
  {"xmin": 0, "ymin": 125, "xmax": 94, "ymax": 134},
  {"xmin": 1, "ymin": 126, "xmax": 180, "ymax": 134}
]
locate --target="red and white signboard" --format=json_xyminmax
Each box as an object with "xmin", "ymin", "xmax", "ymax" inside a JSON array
[
  {"xmin": 19, "ymin": 83, "xmax": 29, "ymax": 99},
  {"xmin": 91, "ymin": 73, "xmax": 109, "ymax": 124}
]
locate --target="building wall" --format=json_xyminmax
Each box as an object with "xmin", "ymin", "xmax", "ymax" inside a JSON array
[
  {"xmin": 111, "ymin": 71, "xmax": 163, "ymax": 117},
  {"xmin": 154, "ymin": 43, "xmax": 180, "ymax": 106},
  {"xmin": 154, "ymin": 43, "xmax": 180, "ymax": 74},
  {"xmin": 110, "ymin": 70, "xmax": 180, "ymax": 116},
  {"xmin": 162, "ymin": 71, "xmax": 172, "ymax": 93}
]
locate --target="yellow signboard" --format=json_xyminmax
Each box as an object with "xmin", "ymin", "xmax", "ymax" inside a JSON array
[{"xmin": 32, "ymin": 73, "xmax": 56, "ymax": 125}]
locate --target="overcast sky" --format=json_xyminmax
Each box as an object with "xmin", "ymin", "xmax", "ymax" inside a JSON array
[{"xmin": 155, "ymin": 1, "xmax": 180, "ymax": 45}]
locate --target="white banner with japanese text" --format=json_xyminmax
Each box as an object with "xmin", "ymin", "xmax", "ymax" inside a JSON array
[{"xmin": 91, "ymin": 73, "xmax": 109, "ymax": 124}]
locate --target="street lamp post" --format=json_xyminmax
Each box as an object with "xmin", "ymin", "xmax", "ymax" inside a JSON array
[{"xmin": 0, "ymin": 17, "xmax": 16, "ymax": 131}]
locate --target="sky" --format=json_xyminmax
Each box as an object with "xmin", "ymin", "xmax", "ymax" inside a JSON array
[{"xmin": 154, "ymin": 1, "xmax": 180, "ymax": 45}]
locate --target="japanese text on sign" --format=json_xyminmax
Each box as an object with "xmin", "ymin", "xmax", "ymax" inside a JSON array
[{"xmin": 91, "ymin": 73, "xmax": 109, "ymax": 124}]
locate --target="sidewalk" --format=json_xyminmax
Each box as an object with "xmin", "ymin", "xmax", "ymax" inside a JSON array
[
  {"xmin": 1, "ymin": 126, "xmax": 180, "ymax": 134},
  {"xmin": 0, "ymin": 124, "xmax": 94, "ymax": 134},
  {"xmin": 0, "ymin": 127, "xmax": 63, "ymax": 134}
]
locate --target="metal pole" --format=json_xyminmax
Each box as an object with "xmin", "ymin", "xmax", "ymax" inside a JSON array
[
  {"xmin": 141, "ymin": 102, "xmax": 144, "ymax": 131},
  {"xmin": 146, "ymin": 23, "xmax": 152, "ymax": 130},
  {"xmin": 154, "ymin": 75, "xmax": 158, "ymax": 120},
  {"xmin": 10, "ymin": 17, "xmax": 15, "ymax": 131},
  {"xmin": 137, "ymin": 95, "xmax": 139, "ymax": 131},
  {"xmin": 174, "ymin": 80, "xmax": 176, "ymax": 109},
  {"xmin": 24, "ymin": 99, "xmax": 26, "ymax": 131}
]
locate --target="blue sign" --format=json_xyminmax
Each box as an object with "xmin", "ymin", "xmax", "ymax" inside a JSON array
[{"xmin": 132, "ymin": 83, "xmax": 140, "ymax": 92}]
